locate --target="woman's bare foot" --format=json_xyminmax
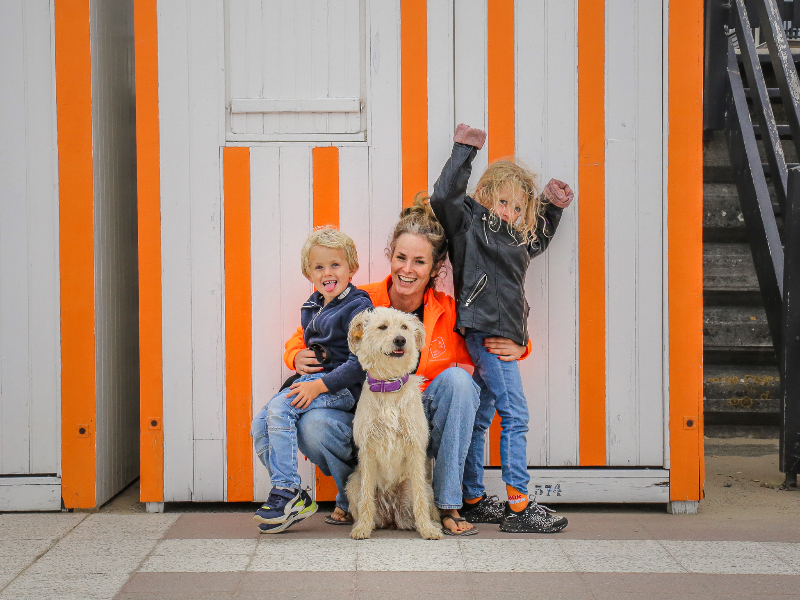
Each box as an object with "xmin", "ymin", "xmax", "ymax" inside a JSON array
[
  {"xmin": 329, "ymin": 507, "xmax": 353, "ymax": 523},
  {"xmin": 440, "ymin": 509, "xmax": 474, "ymax": 534}
]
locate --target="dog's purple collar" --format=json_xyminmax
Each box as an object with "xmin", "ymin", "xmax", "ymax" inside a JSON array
[{"xmin": 367, "ymin": 373, "xmax": 410, "ymax": 393}]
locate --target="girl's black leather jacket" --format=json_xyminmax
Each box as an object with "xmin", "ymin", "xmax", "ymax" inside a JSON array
[{"xmin": 430, "ymin": 142, "xmax": 564, "ymax": 347}]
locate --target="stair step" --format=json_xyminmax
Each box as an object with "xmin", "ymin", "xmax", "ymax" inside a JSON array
[
  {"xmin": 703, "ymin": 243, "xmax": 759, "ymax": 293},
  {"xmin": 703, "ymin": 365, "xmax": 781, "ymax": 416},
  {"xmin": 703, "ymin": 305, "xmax": 773, "ymax": 350},
  {"xmin": 752, "ymin": 124, "xmax": 792, "ymax": 139}
]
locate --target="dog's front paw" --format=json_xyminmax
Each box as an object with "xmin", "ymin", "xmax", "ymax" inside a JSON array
[
  {"xmin": 419, "ymin": 524, "xmax": 443, "ymax": 540},
  {"xmin": 350, "ymin": 524, "xmax": 373, "ymax": 540}
]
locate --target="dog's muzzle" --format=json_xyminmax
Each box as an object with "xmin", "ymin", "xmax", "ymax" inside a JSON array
[{"xmin": 367, "ymin": 373, "xmax": 410, "ymax": 393}]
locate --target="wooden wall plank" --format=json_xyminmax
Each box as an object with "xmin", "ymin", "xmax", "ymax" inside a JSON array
[
  {"xmin": 339, "ymin": 147, "xmax": 372, "ymax": 286},
  {"xmin": 193, "ymin": 439, "xmax": 224, "ymax": 501},
  {"xmin": 367, "ymin": 0, "xmax": 402, "ymax": 279},
  {"xmin": 261, "ymin": 0, "xmax": 280, "ymax": 135},
  {"xmin": 294, "ymin": 0, "xmax": 314, "ymax": 134},
  {"xmin": 605, "ymin": 0, "xmax": 638, "ymax": 466},
  {"xmin": 227, "ymin": 0, "xmax": 247, "ymax": 135},
  {"xmin": 636, "ymin": 0, "xmax": 666, "ymax": 467},
  {"xmin": 453, "ymin": 0, "xmax": 487, "ymax": 191},
  {"xmin": 224, "ymin": 146, "xmax": 253, "ymax": 502},
  {"xmin": 250, "ymin": 146, "xmax": 281, "ymax": 501},
  {"xmin": 278, "ymin": 145, "xmax": 315, "ymax": 492},
  {"xmin": 23, "ymin": 0, "xmax": 61, "ymax": 475},
  {"xmin": 188, "ymin": 0, "xmax": 226, "ymax": 500},
  {"xmin": 606, "ymin": 0, "xmax": 665, "ymax": 466},
  {"xmin": 159, "ymin": 0, "xmax": 194, "ymax": 502},
  {"xmin": 55, "ymin": 0, "xmax": 97, "ymax": 508},
  {"xmin": 311, "ymin": 0, "xmax": 330, "ymax": 134},
  {"xmin": 278, "ymin": 0, "xmax": 297, "ymax": 135},
  {"xmin": 401, "ymin": 0, "xmax": 428, "ymax": 208},
  {"xmin": 135, "ymin": 0, "xmax": 164, "ymax": 503},
  {"xmin": 487, "ymin": 0, "xmax": 514, "ymax": 162},
  {"xmin": 516, "ymin": 0, "xmax": 549, "ymax": 466},
  {"xmin": 427, "ymin": 0, "xmax": 454, "ymax": 191},
  {"xmin": 577, "ymin": 0, "xmax": 607, "ymax": 466},
  {"xmin": 0, "ymin": 0, "xmax": 32, "ymax": 475},
  {"xmin": 245, "ymin": 0, "xmax": 264, "ymax": 135},
  {"xmin": 540, "ymin": 0, "xmax": 579, "ymax": 467},
  {"xmin": 668, "ymin": 0, "xmax": 704, "ymax": 501}
]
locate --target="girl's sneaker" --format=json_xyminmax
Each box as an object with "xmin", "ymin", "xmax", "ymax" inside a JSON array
[
  {"xmin": 499, "ymin": 500, "xmax": 568, "ymax": 533},
  {"xmin": 460, "ymin": 494, "xmax": 505, "ymax": 524},
  {"xmin": 254, "ymin": 488, "xmax": 317, "ymax": 531}
]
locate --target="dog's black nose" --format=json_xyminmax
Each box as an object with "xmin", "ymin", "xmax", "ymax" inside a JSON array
[{"xmin": 393, "ymin": 336, "xmax": 406, "ymax": 347}]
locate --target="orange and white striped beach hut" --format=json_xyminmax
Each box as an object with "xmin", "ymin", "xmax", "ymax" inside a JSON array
[{"xmin": 132, "ymin": 0, "xmax": 704, "ymax": 513}]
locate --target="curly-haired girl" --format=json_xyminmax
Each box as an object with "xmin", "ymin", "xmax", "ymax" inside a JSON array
[{"xmin": 429, "ymin": 124, "xmax": 573, "ymax": 534}]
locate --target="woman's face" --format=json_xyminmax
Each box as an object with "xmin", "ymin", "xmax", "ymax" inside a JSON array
[{"xmin": 390, "ymin": 233, "xmax": 439, "ymax": 304}]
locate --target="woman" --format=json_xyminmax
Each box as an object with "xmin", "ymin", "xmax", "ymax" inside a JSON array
[{"xmin": 286, "ymin": 199, "xmax": 526, "ymax": 534}]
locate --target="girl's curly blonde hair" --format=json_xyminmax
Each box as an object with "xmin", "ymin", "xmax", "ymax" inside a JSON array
[{"xmin": 472, "ymin": 159, "xmax": 544, "ymax": 245}]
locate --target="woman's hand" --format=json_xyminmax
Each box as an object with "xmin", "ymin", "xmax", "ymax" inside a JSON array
[
  {"xmin": 482, "ymin": 337, "xmax": 525, "ymax": 362},
  {"xmin": 285, "ymin": 378, "xmax": 328, "ymax": 409},
  {"xmin": 294, "ymin": 348, "xmax": 324, "ymax": 376}
]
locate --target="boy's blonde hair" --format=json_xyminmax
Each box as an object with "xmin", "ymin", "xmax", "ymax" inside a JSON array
[
  {"xmin": 300, "ymin": 226, "xmax": 359, "ymax": 278},
  {"xmin": 473, "ymin": 159, "xmax": 544, "ymax": 245}
]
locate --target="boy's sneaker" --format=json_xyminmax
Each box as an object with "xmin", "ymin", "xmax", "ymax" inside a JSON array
[
  {"xmin": 499, "ymin": 500, "xmax": 568, "ymax": 534},
  {"xmin": 253, "ymin": 488, "xmax": 317, "ymax": 532},
  {"xmin": 460, "ymin": 494, "xmax": 505, "ymax": 524}
]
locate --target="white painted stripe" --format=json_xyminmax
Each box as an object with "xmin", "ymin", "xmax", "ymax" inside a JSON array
[{"xmin": 134, "ymin": 538, "xmax": 800, "ymax": 575}]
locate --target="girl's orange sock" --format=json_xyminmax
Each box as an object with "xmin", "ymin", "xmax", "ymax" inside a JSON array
[
  {"xmin": 464, "ymin": 496, "xmax": 482, "ymax": 505},
  {"xmin": 506, "ymin": 485, "xmax": 528, "ymax": 512}
]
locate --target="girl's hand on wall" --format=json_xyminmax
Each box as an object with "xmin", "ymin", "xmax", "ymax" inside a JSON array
[
  {"xmin": 286, "ymin": 378, "xmax": 328, "ymax": 409},
  {"xmin": 482, "ymin": 337, "xmax": 526, "ymax": 362},
  {"xmin": 453, "ymin": 123, "xmax": 487, "ymax": 149},
  {"xmin": 543, "ymin": 178, "xmax": 574, "ymax": 208},
  {"xmin": 294, "ymin": 348, "xmax": 324, "ymax": 375}
]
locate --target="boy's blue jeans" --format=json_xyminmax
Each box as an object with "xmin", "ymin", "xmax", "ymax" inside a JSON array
[
  {"xmin": 462, "ymin": 330, "xmax": 530, "ymax": 499},
  {"xmin": 251, "ymin": 373, "xmax": 356, "ymax": 495}
]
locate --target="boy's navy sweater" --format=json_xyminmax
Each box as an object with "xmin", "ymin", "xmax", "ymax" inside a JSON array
[{"xmin": 301, "ymin": 283, "xmax": 373, "ymax": 401}]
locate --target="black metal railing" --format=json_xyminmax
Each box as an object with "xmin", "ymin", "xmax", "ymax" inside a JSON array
[{"xmin": 724, "ymin": 0, "xmax": 800, "ymax": 487}]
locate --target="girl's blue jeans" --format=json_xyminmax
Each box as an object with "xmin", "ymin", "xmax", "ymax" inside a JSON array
[
  {"xmin": 463, "ymin": 330, "xmax": 530, "ymax": 499},
  {"xmin": 251, "ymin": 373, "xmax": 356, "ymax": 494}
]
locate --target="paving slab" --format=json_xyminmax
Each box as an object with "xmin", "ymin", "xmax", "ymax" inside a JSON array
[
  {"xmin": 460, "ymin": 539, "xmax": 572, "ymax": 572},
  {"xmin": 0, "ymin": 513, "xmax": 85, "ymax": 540},
  {"xmin": 560, "ymin": 539, "xmax": 686, "ymax": 573},
  {"xmin": 660, "ymin": 540, "xmax": 797, "ymax": 575}
]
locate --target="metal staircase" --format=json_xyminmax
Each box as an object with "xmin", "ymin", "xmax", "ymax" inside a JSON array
[{"xmin": 705, "ymin": 0, "xmax": 799, "ymax": 488}]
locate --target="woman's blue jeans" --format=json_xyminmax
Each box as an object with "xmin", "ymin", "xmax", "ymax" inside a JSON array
[
  {"xmin": 265, "ymin": 367, "xmax": 479, "ymax": 512},
  {"xmin": 251, "ymin": 373, "xmax": 355, "ymax": 494},
  {"xmin": 462, "ymin": 331, "xmax": 530, "ymax": 499}
]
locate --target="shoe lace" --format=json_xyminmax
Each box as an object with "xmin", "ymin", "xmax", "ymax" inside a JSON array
[
  {"xmin": 530, "ymin": 500, "xmax": 557, "ymax": 516},
  {"xmin": 485, "ymin": 494, "xmax": 501, "ymax": 507}
]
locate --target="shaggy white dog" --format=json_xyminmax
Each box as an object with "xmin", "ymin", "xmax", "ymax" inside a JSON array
[{"xmin": 345, "ymin": 307, "xmax": 442, "ymax": 540}]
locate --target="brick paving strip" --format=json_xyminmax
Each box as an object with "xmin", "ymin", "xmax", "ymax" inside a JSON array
[{"xmin": 0, "ymin": 513, "xmax": 799, "ymax": 599}]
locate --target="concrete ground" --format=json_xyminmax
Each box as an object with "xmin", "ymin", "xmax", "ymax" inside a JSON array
[{"xmin": 1, "ymin": 438, "xmax": 798, "ymax": 599}]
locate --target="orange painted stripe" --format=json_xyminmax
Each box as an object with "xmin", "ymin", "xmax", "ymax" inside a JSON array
[
  {"xmin": 311, "ymin": 145, "xmax": 340, "ymax": 502},
  {"xmin": 487, "ymin": 0, "xmax": 515, "ymax": 162},
  {"xmin": 668, "ymin": 0, "xmax": 704, "ymax": 501},
  {"xmin": 400, "ymin": 0, "xmax": 428, "ymax": 208},
  {"xmin": 311, "ymin": 146, "xmax": 341, "ymax": 501},
  {"xmin": 54, "ymin": 0, "xmax": 96, "ymax": 509},
  {"xmin": 134, "ymin": 0, "xmax": 165, "ymax": 503},
  {"xmin": 577, "ymin": 0, "xmax": 607, "ymax": 466},
  {"xmin": 224, "ymin": 147, "xmax": 254, "ymax": 502},
  {"xmin": 312, "ymin": 147, "xmax": 340, "ymax": 228},
  {"xmin": 485, "ymin": 0, "xmax": 516, "ymax": 466}
]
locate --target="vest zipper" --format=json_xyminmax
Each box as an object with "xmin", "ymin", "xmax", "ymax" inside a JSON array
[{"xmin": 463, "ymin": 273, "xmax": 487, "ymax": 307}]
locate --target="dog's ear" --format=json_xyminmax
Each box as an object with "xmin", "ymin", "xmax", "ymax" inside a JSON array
[
  {"xmin": 412, "ymin": 317, "xmax": 425, "ymax": 350},
  {"xmin": 348, "ymin": 309, "xmax": 371, "ymax": 354}
]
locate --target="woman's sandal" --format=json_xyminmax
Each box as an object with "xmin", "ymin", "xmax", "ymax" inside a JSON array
[
  {"xmin": 324, "ymin": 512, "xmax": 354, "ymax": 525},
  {"xmin": 441, "ymin": 515, "xmax": 479, "ymax": 536}
]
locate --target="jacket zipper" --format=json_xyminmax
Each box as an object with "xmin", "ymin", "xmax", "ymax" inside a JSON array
[{"xmin": 463, "ymin": 273, "xmax": 487, "ymax": 307}]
